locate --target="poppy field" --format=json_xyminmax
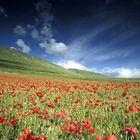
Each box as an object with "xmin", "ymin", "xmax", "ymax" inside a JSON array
[{"xmin": 0, "ymin": 74, "xmax": 140, "ymax": 140}]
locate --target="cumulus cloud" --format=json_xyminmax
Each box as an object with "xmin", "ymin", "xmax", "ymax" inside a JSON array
[
  {"xmin": 16, "ymin": 39, "xmax": 31, "ymax": 53},
  {"xmin": 39, "ymin": 39, "xmax": 68, "ymax": 54},
  {"xmin": 101, "ymin": 67, "xmax": 140, "ymax": 78},
  {"xmin": 12, "ymin": 0, "xmax": 67, "ymax": 55},
  {"xmin": 55, "ymin": 60, "xmax": 97, "ymax": 71},
  {"xmin": 0, "ymin": 6, "xmax": 7, "ymax": 17},
  {"xmin": 14, "ymin": 25, "xmax": 26, "ymax": 36}
]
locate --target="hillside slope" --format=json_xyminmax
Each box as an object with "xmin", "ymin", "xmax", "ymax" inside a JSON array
[
  {"xmin": 0, "ymin": 46, "xmax": 106, "ymax": 79},
  {"xmin": 0, "ymin": 46, "xmax": 78, "ymax": 78},
  {"xmin": 69, "ymin": 69, "xmax": 106, "ymax": 80}
]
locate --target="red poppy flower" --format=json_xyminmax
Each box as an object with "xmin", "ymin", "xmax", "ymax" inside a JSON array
[
  {"xmin": 36, "ymin": 92, "xmax": 43, "ymax": 99},
  {"xmin": 96, "ymin": 134, "xmax": 104, "ymax": 140},
  {"xmin": 111, "ymin": 105, "xmax": 117, "ymax": 110},
  {"xmin": 106, "ymin": 134, "xmax": 118, "ymax": 140},
  {"xmin": 88, "ymin": 127, "xmax": 96, "ymax": 134},
  {"xmin": 9, "ymin": 118, "xmax": 19, "ymax": 125},
  {"xmin": 82, "ymin": 119, "xmax": 92, "ymax": 129},
  {"xmin": 123, "ymin": 127, "xmax": 139, "ymax": 136},
  {"xmin": 24, "ymin": 128, "xmax": 30, "ymax": 136},
  {"xmin": 0, "ymin": 115, "xmax": 6, "ymax": 123},
  {"xmin": 129, "ymin": 105, "xmax": 137, "ymax": 112},
  {"xmin": 17, "ymin": 136, "xmax": 25, "ymax": 140}
]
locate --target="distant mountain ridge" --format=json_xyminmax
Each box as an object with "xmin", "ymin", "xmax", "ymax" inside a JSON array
[{"xmin": 0, "ymin": 46, "xmax": 107, "ymax": 79}]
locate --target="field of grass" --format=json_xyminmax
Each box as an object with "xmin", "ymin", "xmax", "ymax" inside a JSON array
[
  {"xmin": 0, "ymin": 46, "xmax": 107, "ymax": 80},
  {"xmin": 0, "ymin": 46, "xmax": 79, "ymax": 78},
  {"xmin": 0, "ymin": 74, "xmax": 139, "ymax": 140}
]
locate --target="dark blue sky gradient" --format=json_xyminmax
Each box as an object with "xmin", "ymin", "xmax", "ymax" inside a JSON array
[{"xmin": 0, "ymin": 0, "xmax": 140, "ymax": 77}]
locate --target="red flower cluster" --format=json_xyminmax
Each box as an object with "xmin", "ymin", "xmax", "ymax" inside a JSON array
[
  {"xmin": 129, "ymin": 105, "xmax": 138, "ymax": 112},
  {"xmin": 123, "ymin": 127, "xmax": 139, "ymax": 136},
  {"xmin": 13, "ymin": 102, "xmax": 23, "ymax": 109},
  {"xmin": 0, "ymin": 74, "xmax": 140, "ymax": 139},
  {"xmin": 61, "ymin": 118, "xmax": 96, "ymax": 137},
  {"xmin": 61, "ymin": 120, "xmax": 83, "ymax": 137},
  {"xmin": 17, "ymin": 128, "xmax": 47, "ymax": 140},
  {"xmin": 46, "ymin": 103, "xmax": 55, "ymax": 108},
  {"xmin": 96, "ymin": 134, "xmax": 118, "ymax": 140},
  {"xmin": 54, "ymin": 111, "xmax": 69, "ymax": 118}
]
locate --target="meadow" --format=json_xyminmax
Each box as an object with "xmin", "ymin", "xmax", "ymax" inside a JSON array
[{"xmin": 0, "ymin": 74, "xmax": 139, "ymax": 140}]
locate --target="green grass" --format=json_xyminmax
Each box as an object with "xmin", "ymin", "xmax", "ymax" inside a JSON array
[
  {"xmin": 0, "ymin": 46, "xmax": 79, "ymax": 78},
  {"xmin": 0, "ymin": 46, "xmax": 106, "ymax": 79},
  {"xmin": 0, "ymin": 46, "xmax": 140, "ymax": 82}
]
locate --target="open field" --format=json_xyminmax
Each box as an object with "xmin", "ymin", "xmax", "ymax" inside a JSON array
[
  {"xmin": 0, "ymin": 74, "xmax": 139, "ymax": 140},
  {"xmin": 1, "ymin": 0, "xmax": 140, "ymax": 140}
]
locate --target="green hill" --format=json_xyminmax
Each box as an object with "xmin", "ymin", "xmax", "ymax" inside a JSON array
[
  {"xmin": 0, "ymin": 46, "xmax": 106, "ymax": 79},
  {"xmin": 0, "ymin": 46, "xmax": 140, "ymax": 82},
  {"xmin": 69, "ymin": 69, "xmax": 106, "ymax": 80}
]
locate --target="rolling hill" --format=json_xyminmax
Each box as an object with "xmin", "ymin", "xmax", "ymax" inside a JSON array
[
  {"xmin": 0, "ymin": 46, "xmax": 106, "ymax": 79},
  {"xmin": 69, "ymin": 69, "xmax": 106, "ymax": 80}
]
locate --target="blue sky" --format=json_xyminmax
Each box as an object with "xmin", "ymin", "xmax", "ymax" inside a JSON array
[{"xmin": 0, "ymin": 0, "xmax": 140, "ymax": 78}]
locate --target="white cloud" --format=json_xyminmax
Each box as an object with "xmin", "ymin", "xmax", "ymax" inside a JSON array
[
  {"xmin": 39, "ymin": 39, "xmax": 68, "ymax": 54},
  {"xmin": 35, "ymin": 0, "xmax": 64, "ymax": 55},
  {"xmin": 101, "ymin": 67, "xmax": 140, "ymax": 78},
  {"xmin": 16, "ymin": 39, "xmax": 31, "ymax": 53},
  {"xmin": 56, "ymin": 60, "xmax": 140, "ymax": 78},
  {"xmin": 56, "ymin": 60, "xmax": 95, "ymax": 71},
  {"xmin": 0, "ymin": 6, "xmax": 7, "ymax": 17},
  {"xmin": 14, "ymin": 25, "xmax": 26, "ymax": 36}
]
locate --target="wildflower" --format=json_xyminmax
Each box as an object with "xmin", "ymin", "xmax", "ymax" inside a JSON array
[
  {"xmin": 111, "ymin": 105, "xmax": 117, "ymax": 110},
  {"xmin": 0, "ymin": 115, "xmax": 6, "ymax": 123},
  {"xmin": 17, "ymin": 136, "xmax": 25, "ymax": 140},
  {"xmin": 9, "ymin": 118, "xmax": 19, "ymax": 125},
  {"xmin": 82, "ymin": 119, "xmax": 92, "ymax": 129},
  {"xmin": 46, "ymin": 103, "xmax": 55, "ymax": 108},
  {"xmin": 88, "ymin": 127, "xmax": 96, "ymax": 134},
  {"xmin": 123, "ymin": 127, "xmax": 139, "ymax": 136},
  {"xmin": 129, "ymin": 105, "xmax": 137, "ymax": 112},
  {"xmin": 96, "ymin": 134, "xmax": 104, "ymax": 140},
  {"xmin": 36, "ymin": 92, "xmax": 43, "ymax": 99},
  {"xmin": 106, "ymin": 134, "xmax": 118, "ymax": 140}
]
